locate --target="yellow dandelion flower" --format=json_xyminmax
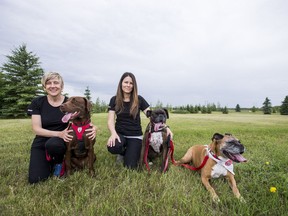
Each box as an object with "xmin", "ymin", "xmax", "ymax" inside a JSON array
[{"xmin": 270, "ymin": 187, "xmax": 277, "ymax": 193}]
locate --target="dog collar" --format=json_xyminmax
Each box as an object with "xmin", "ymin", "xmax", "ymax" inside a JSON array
[{"xmin": 206, "ymin": 146, "xmax": 235, "ymax": 175}]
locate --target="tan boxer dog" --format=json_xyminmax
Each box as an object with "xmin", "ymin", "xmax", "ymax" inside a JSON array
[
  {"xmin": 139, "ymin": 108, "xmax": 171, "ymax": 172},
  {"xmin": 175, "ymin": 133, "xmax": 247, "ymax": 202},
  {"xmin": 60, "ymin": 96, "xmax": 96, "ymax": 177}
]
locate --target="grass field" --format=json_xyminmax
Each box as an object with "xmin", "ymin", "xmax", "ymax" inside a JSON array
[{"xmin": 0, "ymin": 112, "xmax": 287, "ymax": 215}]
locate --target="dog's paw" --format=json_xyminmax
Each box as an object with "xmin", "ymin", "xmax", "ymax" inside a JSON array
[
  {"xmin": 239, "ymin": 196, "xmax": 246, "ymax": 203},
  {"xmin": 212, "ymin": 195, "xmax": 221, "ymax": 203},
  {"xmin": 89, "ymin": 170, "xmax": 96, "ymax": 177}
]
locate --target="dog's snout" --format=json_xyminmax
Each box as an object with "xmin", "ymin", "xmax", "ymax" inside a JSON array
[{"xmin": 240, "ymin": 146, "xmax": 245, "ymax": 154}]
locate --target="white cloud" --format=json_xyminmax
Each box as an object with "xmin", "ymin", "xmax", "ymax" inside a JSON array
[{"xmin": 1, "ymin": 0, "xmax": 287, "ymax": 107}]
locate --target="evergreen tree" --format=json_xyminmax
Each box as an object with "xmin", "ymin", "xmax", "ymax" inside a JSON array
[
  {"xmin": 251, "ymin": 106, "xmax": 257, "ymax": 113},
  {"xmin": 94, "ymin": 97, "xmax": 101, "ymax": 113},
  {"xmin": 1, "ymin": 44, "xmax": 44, "ymax": 118},
  {"xmin": 0, "ymin": 72, "xmax": 5, "ymax": 114},
  {"xmin": 235, "ymin": 104, "xmax": 241, "ymax": 112},
  {"xmin": 84, "ymin": 86, "xmax": 92, "ymax": 101},
  {"xmin": 280, "ymin": 96, "xmax": 288, "ymax": 115},
  {"xmin": 222, "ymin": 106, "xmax": 229, "ymax": 114},
  {"xmin": 262, "ymin": 97, "xmax": 272, "ymax": 115},
  {"xmin": 201, "ymin": 105, "xmax": 207, "ymax": 114}
]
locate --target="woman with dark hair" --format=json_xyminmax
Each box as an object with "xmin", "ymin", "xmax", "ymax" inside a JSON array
[{"xmin": 106, "ymin": 72, "xmax": 172, "ymax": 169}]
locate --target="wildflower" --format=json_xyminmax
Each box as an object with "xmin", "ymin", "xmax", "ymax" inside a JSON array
[{"xmin": 270, "ymin": 187, "xmax": 277, "ymax": 193}]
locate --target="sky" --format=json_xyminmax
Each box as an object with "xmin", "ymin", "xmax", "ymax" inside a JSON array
[{"xmin": 1, "ymin": 0, "xmax": 287, "ymax": 108}]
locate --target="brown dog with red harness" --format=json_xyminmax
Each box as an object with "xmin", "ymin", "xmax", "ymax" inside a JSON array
[
  {"xmin": 60, "ymin": 96, "xmax": 96, "ymax": 177},
  {"xmin": 175, "ymin": 133, "xmax": 247, "ymax": 202},
  {"xmin": 139, "ymin": 108, "xmax": 173, "ymax": 173}
]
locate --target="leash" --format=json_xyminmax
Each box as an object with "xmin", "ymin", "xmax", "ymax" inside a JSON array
[
  {"xmin": 174, "ymin": 146, "xmax": 219, "ymax": 171},
  {"xmin": 143, "ymin": 133, "xmax": 175, "ymax": 173},
  {"xmin": 143, "ymin": 132, "xmax": 151, "ymax": 172},
  {"xmin": 179, "ymin": 155, "xmax": 209, "ymax": 171}
]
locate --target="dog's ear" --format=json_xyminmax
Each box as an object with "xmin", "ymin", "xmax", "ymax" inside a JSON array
[
  {"xmin": 212, "ymin": 133, "xmax": 224, "ymax": 141},
  {"xmin": 83, "ymin": 97, "xmax": 92, "ymax": 113},
  {"xmin": 163, "ymin": 108, "xmax": 169, "ymax": 119},
  {"xmin": 146, "ymin": 110, "xmax": 152, "ymax": 118}
]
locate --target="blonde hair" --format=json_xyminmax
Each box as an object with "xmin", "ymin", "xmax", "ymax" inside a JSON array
[{"xmin": 41, "ymin": 72, "xmax": 64, "ymax": 88}]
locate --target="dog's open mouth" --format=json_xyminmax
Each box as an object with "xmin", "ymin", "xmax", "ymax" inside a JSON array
[
  {"xmin": 62, "ymin": 111, "xmax": 80, "ymax": 123},
  {"xmin": 222, "ymin": 150, "xmax": 247, "ymax": 163},
  {"xmin": 153, "ymin": 122, "xmax": 165, "ymax": 132}
]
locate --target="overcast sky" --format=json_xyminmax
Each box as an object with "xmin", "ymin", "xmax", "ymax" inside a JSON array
[{"xmin": 1, "ymin": 0, "xmax": 287, "ymax": 108}]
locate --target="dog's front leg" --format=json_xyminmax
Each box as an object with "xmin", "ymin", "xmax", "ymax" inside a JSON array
[
  {"xmin": 160, "ymin": 137, "xmax": 169, "ymax": 172},
  {"xmin": 139, "ymin": 132, "xmax": 148, "ymax": 169},
  {"xmin": 88, "ymin": 146, "xmax": 95, "ymax": 177},
  {"xmin": 201, "ymin": 176, "xmax": 220, "ymax": 203},
  {"xmin": 226, "ymin": 173, "xmax": 245, "ymax": 203},
  {"xmin": 65, "ymin": 141, "xmax": 72, "ymax": 176},
  {"xmin": 84, "ymin": 134, "xmax": 95, "ymax": 177}
]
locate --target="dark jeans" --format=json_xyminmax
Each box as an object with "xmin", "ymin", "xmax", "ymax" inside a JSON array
[
  {"xmin": 107, "ymin": 134, "xmax": 142, "ymax": 169},
  {"xmin": 28, "ymin": 136, "xmax": 66, "ymax": 184}
]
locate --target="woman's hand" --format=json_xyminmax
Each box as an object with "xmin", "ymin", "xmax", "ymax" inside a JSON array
[
  {"xmin": 107, "ymin": 132, "xmax": 121, "ymax": 147},
  {"xmin": 61, "ymin": 127, "xmax": 74, "ymax": 142},
  {"xmin": 86, "ymin": 123, "xmax": 97, "ymax": 140}
]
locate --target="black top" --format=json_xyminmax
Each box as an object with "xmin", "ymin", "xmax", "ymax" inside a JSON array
[
  {"xmin": 27, "ymin": 96, "xmax": 69, "ymax": 133},
  {"xmin": 108, "ymin": 95, "xmax": 150, "ymax": 136}
]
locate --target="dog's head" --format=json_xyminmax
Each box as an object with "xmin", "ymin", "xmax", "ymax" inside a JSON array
[
  {"xmin": 60, "ymin": 96, "xmax": 92, "ymax": 123},
  {"xmin": 211, "ymin": 133, "xmax": 247, "ymax": 163},
  {"xmin": 146, "ymin": 108, "xmax": 169, "ymax": 132}
]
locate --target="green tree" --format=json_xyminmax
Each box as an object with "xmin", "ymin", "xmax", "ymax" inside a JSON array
[
  {"xmin": 262, "ymin": 97, "xmax": 272, "ymax": 115},
  {"xmin": 84, "ymin": 86, "xmax": 92, "ymax": 101},
  {"xmin": 251, "ymin": 106, "xmax": 257, "ymax": 113},
  {"xmin": 280, "ymin": 96, "xmax": 288, "ymax": 115},
  {"xmin": 0, "ymin": 72, "xmax": 6, "ymax": 114},
  {"xmin": 235, "ymin": 104, "xmax": 241, "ymax": 112},
  {"xmin": 222, "ymin": 106, "xmax": 229, "ymax": 114},
  {"xmin": 1, "ymin": 44, "xmax": 44, "ymax": 118},
  {"xmin": 93, "ymin": 97, "xmax": 101, "ymax": 113}
]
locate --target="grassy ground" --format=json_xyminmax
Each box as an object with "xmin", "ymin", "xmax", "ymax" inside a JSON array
[{"xmin": 0, "ymin": 112, "xmax": 287, "ymax": 216}]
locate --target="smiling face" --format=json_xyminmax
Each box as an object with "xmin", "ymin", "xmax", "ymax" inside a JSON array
[
  {"xmin": 42, "ymin": 72, "xmax": 64, "ymax": 97},
  {"xmin": 44, "ymin": 77, "xmax": 63, "ymax": 96},
  {"xmin": 121, "ymin": 76, "xmax": 133, "ymax": 95}
]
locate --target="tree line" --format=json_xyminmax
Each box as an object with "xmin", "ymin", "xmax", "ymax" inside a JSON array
[{"xmin": 1, "ymin": 44, "xmax": 288, "ymax": 118}]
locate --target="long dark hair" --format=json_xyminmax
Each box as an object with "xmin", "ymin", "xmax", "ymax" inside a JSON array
[{"xmin": 115, "ymin": 72, "xmax": 139, "ymax": 119}]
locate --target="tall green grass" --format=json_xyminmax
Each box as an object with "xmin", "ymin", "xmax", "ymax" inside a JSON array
[{"xmin": 0, "ymin": 112, "xmax": 287, "ymax": 215}]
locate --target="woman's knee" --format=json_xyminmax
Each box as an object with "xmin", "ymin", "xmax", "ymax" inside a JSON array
[{"xmin": 107, "ymin": 135, "xmax": 125, "ymax": 154}]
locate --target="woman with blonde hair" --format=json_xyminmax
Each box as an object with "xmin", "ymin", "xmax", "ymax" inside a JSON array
[{"xmin": 27, "ymin": 72, "xmax": 96, "ymax": 183}]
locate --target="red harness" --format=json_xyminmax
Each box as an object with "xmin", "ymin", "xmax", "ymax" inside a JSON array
[
  {"xmin": 143, "ymin": 132, "xmax": 175, "ymax": 173},
  {"xmin": 69, "ymin": 120, "xmax": 91, "ymax": 140}
]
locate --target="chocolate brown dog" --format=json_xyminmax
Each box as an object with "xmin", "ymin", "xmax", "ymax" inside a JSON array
[
  {"xmin": 139, "ymin": 108, "xmax": 171, "ymax": 172},
  {"xmin": 60, "ymin": 96, "xmax": 96, "ymax": 177},
  {"xmin": 175, "ymin": 133, "xmax": 247, "ymax": 202}
]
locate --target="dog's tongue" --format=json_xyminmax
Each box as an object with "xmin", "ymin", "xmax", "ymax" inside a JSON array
[
  {"xmin": 62, "ymin": 113, "xmax": 72, "ymax": 123},
  {"xmin": 154, "ymin": 122, "xmax": 164, "ymax": 131},
  {"xmin": 235, "ymin": 154, "xmax": 247, "ymax": 162}
]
